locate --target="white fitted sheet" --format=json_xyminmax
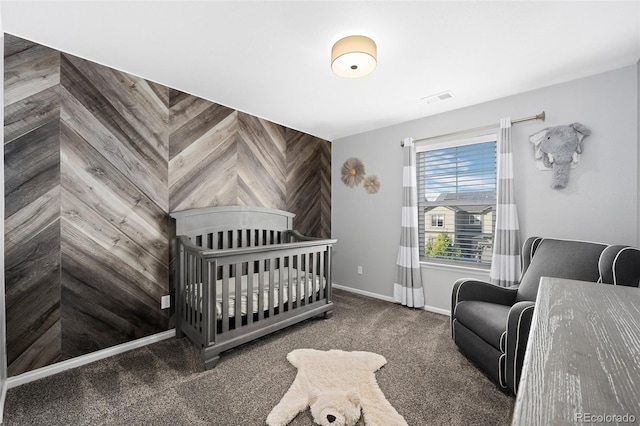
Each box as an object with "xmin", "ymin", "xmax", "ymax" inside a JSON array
[{"xmin": 184, "ymin": 268, "xmax": 325, "ymax": 319}]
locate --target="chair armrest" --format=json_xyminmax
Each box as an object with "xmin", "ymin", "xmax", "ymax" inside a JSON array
[
  {"xmin": 599, "ymin": 245, "xmax": 640, "ymax": 287},
  {"xmin": 450, "ymin": 279, "xmax": 519, "ymax": 341},
  {"xmin": 505, "ymin": 301, "xmax": 536, "ymax": 394},
  {"xmin": 452, "ymin": 278, "xmax": 519, "ymax": 307}
]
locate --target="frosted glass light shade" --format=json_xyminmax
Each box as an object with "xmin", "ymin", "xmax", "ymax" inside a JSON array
[{"xmin": 331, "ymin": 35, "xmax": 377, "ymax": 78}]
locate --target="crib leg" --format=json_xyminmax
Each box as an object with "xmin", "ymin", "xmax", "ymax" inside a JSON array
[
  {"xmin": 204, "ymin": 355, "xmax": 221, "ymax": 370},
  {"xmin": 176, "ymin": 325, "xmax": 185, "ymax": 339},
  {"xmin": 323, "ymin": 310, "xmax": 334, "ymax": 319}
]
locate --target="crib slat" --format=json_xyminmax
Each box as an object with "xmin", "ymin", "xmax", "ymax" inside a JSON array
[
  {"xmin": 316, "ymin": 250, "xmax": 322, "ymax": 302},
  {"xmin": 304, "ymin": 252, "xmax": 318, "ymax": 302},
  {"xmin": 298, "ymin": 253, "xmax": 309, "ymax": 305},
  {"xmin": 204, "ymin": 260, "xmax": 213, "ymax": 346},
  {"xmin": 278, "ymin": 256, "xmax": 284, "ymax": 315},
  {"xmin": 222, "ymin": 264, "xmax": 229, "ymax": 333},
  {"xmin": 287, "ymin": 254, "xmax": 292, "ymax": 312},
  {"xmin": 258, "ymin": 259, "xmax": 265, "ymax": 321},
  {"xmin": 234, "ymin": 263, "xmax": 242, "ymax": 325},
  {"xmin": 184, "ymin": 253, "xmax": 189, "ymax": 325},
  {"xmin": 295, "ymin": 255, "xmax": 304, "ymax": 307},
  {"xmin": 268, "ymin": 258, "xmax": 275, "ymax": 318},
  {"xmin": 182, "ymin": 250, "xmax": 187, "ymax": 324},
  {"xmin": 241, "ymin": 229, "xmax": 247, "ymax": 248},
  {"xmin": 297, "ymin": 254, "xmax": 304, "ymax": 306},
  {"xmin": 189, "ymin": 253, "xmax": 195, "ymax": 326},
  {"xmin": 319, "ymin": 249, "xmax": 325, "ymax": 300},
  {"xmin": 196, "ymin": 255, "xmax": 201, "ymax": 331},
  {"xmin": 247, "ymin": 261, "xmax": 254, "ymax": 326},
  {"xmin": 222, "ymin": 231, "xmax": 228, "ymax": 250},
  {"xmin": 187, "ymin": 253, "xmax": 193, "ymax": 325},
  {"xmin": 177, "ymin": 245, "xmax": 185, "ymax": 337},
  {"xmin": 315, "ymin": 250, "xmax": 321, "ymax": 302}
]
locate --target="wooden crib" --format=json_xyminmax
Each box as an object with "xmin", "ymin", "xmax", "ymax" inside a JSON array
[{"xmin": 171, "ymin": 206, "xmax": 336, "ymax": 369}]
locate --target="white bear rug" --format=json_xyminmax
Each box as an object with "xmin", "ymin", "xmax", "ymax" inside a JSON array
[{"xmin": 266, "ymin": 349, "xmax": 408, "ymax": 426}]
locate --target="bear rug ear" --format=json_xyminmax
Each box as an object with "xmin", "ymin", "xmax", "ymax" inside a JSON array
[
  {"xmin": 346, "ymin": 389, "xmax": 360, "ymax": 406},
  {"xmin": 308, "ymin": 389, "xmax": 320, "ymax": 405}
]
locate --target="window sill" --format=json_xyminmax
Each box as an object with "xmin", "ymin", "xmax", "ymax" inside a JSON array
[{"xmin": 420, "ymin": 260, "xmax": 491, "ymax": 274}]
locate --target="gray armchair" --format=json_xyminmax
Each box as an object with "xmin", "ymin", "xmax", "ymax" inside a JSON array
[{"xmin": 451, "ymin": 237, "xmax": 640, "ymax": 394}]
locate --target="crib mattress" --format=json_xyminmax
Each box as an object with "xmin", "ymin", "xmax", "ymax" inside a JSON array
[{"xmin": 184, "ymin": 269, "xmax": 325, "ymax": 319}]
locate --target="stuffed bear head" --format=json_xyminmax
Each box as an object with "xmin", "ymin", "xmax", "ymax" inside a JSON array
[
  {"xmin": 309, "ymin": 389, "xmax": 361, "ymax": 426},
  {"xmin": 529, "ymin": 122, "xmax": 591, "ymax": 189}
]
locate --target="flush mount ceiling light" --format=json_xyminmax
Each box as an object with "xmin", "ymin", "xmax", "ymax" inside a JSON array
[{"xmin": 331, "ymin": 35, "xmax": 377, "ymax": 78}]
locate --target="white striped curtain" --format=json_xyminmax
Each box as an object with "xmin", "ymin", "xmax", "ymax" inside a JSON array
[
  {"xmin": 489, "ymin": 118, "xmax": 522, "ymax": 287},
  {"xmin": 393, "ymin": 137, "xmax": 425, "ymax": 308}
]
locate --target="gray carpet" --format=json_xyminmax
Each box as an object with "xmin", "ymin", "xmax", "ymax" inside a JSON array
[{"xmin": 3, "ymin": 290, "xmax": 514, "ymax": 425}]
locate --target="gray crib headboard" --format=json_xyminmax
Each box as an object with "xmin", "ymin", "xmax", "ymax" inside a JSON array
[{"xmin": 170, "ymin": 206, "xmax": 296, "ymax": 248}]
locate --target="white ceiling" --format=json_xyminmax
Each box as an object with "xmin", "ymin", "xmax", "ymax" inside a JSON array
[{"xmin": 2, "ymin": 1, "xmax": 639, "ymax": 141}]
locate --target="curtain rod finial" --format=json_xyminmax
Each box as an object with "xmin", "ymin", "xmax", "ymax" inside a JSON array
[{"xmin": 401, "ymin": 137, "xmax": 413, "ymax": 148}]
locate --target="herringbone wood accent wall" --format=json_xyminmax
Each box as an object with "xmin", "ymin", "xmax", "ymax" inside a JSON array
[
  {"xmin": 168, "ymin": 91, "xmax": 237, "ymax": 211},
  {"xmin": 60, "ymin": 53, "xmax": 170, "ymax": 359},
  {"xmin": 4, "ymin": 36, "xmax": 61, "ymax": 375},
  {"xmin": 169, "ymin": 95, "xmax": 288, "ymax": 212},
  {"xmin": 4, "ymin": 34, "xmax": 331, "ymax": 376},
  {"xmin": 286, "ymin": 129, "xmax": 332, "ymax": 238}
]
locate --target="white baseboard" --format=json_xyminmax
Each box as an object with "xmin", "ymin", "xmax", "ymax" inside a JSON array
[
  {"xmin": 333, "ymin": 283, "xmax": 395, "ymax": 302},
  {"xmin": 6, "ymin": 329, "xmax": 176, "ymax": 389},
  {"xmin": 423, "ymin": 305, "xmax": 451, "ymax": 316},
  {"xmin": 333, "ymin": 283, "xmax": 451, "ymax": 316}
]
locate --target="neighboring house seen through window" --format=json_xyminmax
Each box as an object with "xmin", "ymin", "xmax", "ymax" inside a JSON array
[{"xmin": 416, "ymin": 135, "xmax": 497, "ymax": 267}]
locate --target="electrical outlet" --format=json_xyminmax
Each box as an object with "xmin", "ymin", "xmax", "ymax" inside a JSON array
[
  {"xmin": 357, "ymin": 266, "xmax": 363, "ymax": 275},
  {"xmin": 161, "ymin": 295, "xmax": 170, "ymax": 309}
]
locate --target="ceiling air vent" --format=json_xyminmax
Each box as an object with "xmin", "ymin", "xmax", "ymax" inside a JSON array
[{"xmin": 421, "ymin": 91, "xmax": 454, "ymax": 104}]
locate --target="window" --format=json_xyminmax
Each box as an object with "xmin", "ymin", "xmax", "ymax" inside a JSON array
[
  {"xmin": 417, "ymin": 135, "xmax": 497, "ymax": 267},
  {"xmin": 430, "ymin": 214, "xmax": 444, "ymax": 227},
  {"xmin": 468, "ymin": 214, "xmax": 482, "ymax": 225}
]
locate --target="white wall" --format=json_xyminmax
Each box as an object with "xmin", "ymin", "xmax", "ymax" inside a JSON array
[{"xmin": 332, "ymin": 65, "xmax": 639, "ymax": 313}]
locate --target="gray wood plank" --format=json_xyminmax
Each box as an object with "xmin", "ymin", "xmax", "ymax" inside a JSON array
[
  {"xmin": 4, "ymin": 42, "xmax": 60, "ymax": 106},
  {"xmin": 61, "ymin": 120, "xmax": 169, "ymax": 244},
  {"xmin": 513, "ymin": 278, "xmax": 640, "ymax": 426},
  {"xmin": 169, "ymin": 100, "xmax": 235, "ymax": 159},
  {"xmin": 61, "ymin": 54, "xmax": 168, "ymax": 161},
  {"xmin": 4, "ymin": 119, "xmax": 60, "ymax": 218},
  {"xmin": 60, "ymin": 220, "xmax": 167, "ymax": 359},
  {"xmin": 5, "ymin": 219, "xmax": 61, "ymax": 375},
  {"xmin": 4, "ymin": 84, "xmax": 60, "ymax": 144},
  {"xmin": 60, "ymin": 80, "xmax": 168, "ymax": 211},
  {"xmin": 169, "ymin": 130, "xmax": 238, "ymax": 212}
]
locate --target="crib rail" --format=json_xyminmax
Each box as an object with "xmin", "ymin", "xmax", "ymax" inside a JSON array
[{"xmin": 175, "ymin": 233, "xmax": 336, "ymax": 352}]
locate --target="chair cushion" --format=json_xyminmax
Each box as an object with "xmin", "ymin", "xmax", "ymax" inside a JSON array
[
  {"xmin": 454, "ymin": 301, "xmax": 510, "ymax": 350},
  {"xmin": 516, "ymin": 238, "xmax": 607, "ymax": 302}
]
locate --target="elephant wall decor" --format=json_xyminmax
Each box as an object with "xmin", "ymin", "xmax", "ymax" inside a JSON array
[{"xmin": 529, "ymin": 122, "xmax": 591, "ymax": 189}]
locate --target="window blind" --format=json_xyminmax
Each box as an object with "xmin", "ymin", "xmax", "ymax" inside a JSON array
[{"xmin": 417, "ymin": 140, "xmax": 497, "ymax": 266}]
